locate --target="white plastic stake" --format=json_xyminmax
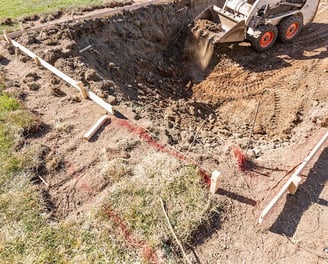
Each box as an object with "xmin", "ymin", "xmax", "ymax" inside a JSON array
[
  {"xmin": 210, "ymin": 170, "xmax": 221, "ymax": 194},
  {"xmin": 83, "ymin": 115, "xmax": 110, "ymax": 142},
  {"xmin": 6, "ymin": 37, "xmax": 113, "ymax": 114}
]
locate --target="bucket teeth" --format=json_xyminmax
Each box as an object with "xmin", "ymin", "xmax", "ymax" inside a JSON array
[{"xmin": 201, "ymin": 31, "xmax": 209, "ymax": 38}]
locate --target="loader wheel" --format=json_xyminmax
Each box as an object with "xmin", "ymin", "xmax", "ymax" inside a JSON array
[
  {"xmin": 249, "ymin": 25, "xmax": 278, "ymax": 52},
  {"xmin": 278, "ymin": 15, "xmax": 303, "ymax": 43}
]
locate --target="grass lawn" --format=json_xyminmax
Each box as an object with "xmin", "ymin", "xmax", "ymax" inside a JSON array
[
  {"xmin": 0, "ymin": 0, "xmax": 126, "ymax": 32},
  {"xmin": 0, "ymin": 67, "xmax": 218, "ymax": 262},
  {"xmin": 0, "ymin": 0, "xmax": 105, "ymax": 19}
]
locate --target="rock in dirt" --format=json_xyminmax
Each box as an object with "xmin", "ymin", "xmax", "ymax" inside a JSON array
[
  {"xmin": 50, "ymin": 77, "xmax": 61, "ymax": 85},
  {"xmin": 20, "ymin": 54, "xmax": 31, "ymax": 63},
  {"xmin": 7, "ymin": 45, "xmax": 15, "ymax": 55},
  {"xmin": 93, "ymin": 80, "xmax": 117, "ymax": 97},
  {"xmin": 51, "ymin": 87, "xmax": 66, "ymax": 97},
  {"xmin": 29, "ymin": 145, "xmax": 51, "ymax": 177},
  {"xmin": 107, "ymin": 95, "xmax": 118, "ymax": 105},
  {"xmin": 20, "ymin": 15, "xmax": 39, "ymax": 22},
  {"xmin": 20, "ymin": 33, "xmax": 39, "ymax": 46},
  {"xmin": 181, "ymin": 130, "xmax": 193, "ymax": 144},
  {"xmin": 320, "ymin": 117, "xmax": 328, "ymax": 128},
  {"xmin": 27, "ymin": 82, "xmax": 41, "ymax": 91},
  {"xmin": 252, "ymin": 147, "xmax": 262, "ymax": 158},
  {"xmin": 68, "ymin": 96, "xmax": 81, "ymax": 103},
  {"xmin": 24, "ymin": 72, "xmax": 40, "ymax": 83},
  {"xmin": 84, "ymin": 69, "xmax": 101, "ymax": 82},
  {"xmin": 0, "ymin": 18, "xmax": 13, "ymax": 26},
  {"xmin": 44, "ymin": 38, "xmax": 58, "ymax": 46},
  {"xmin": 43, "ymin": 48, "xmax": 65, "ymax": 64}
]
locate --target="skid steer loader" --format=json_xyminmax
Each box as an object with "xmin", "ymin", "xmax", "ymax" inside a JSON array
[{"xmin": 191, "ymin": 0, "xmax": 320, "ymax": 51}]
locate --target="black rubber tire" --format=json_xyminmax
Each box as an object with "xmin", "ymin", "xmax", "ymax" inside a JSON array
[
  {"xmin": 248, "ymin": 24, "xmax": 278, "ymax": 52},
  {"xmin": 278, "ymin": 15, "xmax": 303, "ymax": 43}
]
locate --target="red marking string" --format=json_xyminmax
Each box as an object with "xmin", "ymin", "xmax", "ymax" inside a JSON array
[
  {"xmin": 103, "ymin": 206, "xmax": 160, "ymax": 264},
  {"xmin": 115, "ymin": 119, "xmax": 211, "ymax": 186}
]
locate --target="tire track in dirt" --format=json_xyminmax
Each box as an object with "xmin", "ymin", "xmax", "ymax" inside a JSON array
[
  {"xmin": 193, "ymin": 2, "xmax": 328, "ymax": 101},
  {"xmin": 269, "ymin": 90, "xmax": 282, "ymax": 131},
  {"xmin": 195, "ymin": 47, "xmax": 324, "ymax": 101},
  {"xmin": 192, "ymin": 11, "xmax": 327, "ymax": 137},
  {"xmin": 193, "ymin": 63, "xmax": 273, "ymax": 100}
]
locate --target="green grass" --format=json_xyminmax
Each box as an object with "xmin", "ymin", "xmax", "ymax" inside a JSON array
[
  {"xmin": 0, "ymin": 76, "xmax": 138, "ymax": 263},
  {"xmin": 0, "ymin": 0, "xmax": 104, "ymax": 19},
  {"xmin": 0, "ymin": 184, "xmax": 140, "ymax": 263},
  {"xmin": 106, "ymin": 165, "xmax": 211, "ymax": 245},
  {"xmin": 0, "ymin": 0, "xmax": 127, "ymax": 32},
  {"xmin": 0, "ymin": 88, "xmax": 36, "ymax": 181},
  {"xmin": 101, "ymin": 152, "xmax": 219, "ymax": 261}
]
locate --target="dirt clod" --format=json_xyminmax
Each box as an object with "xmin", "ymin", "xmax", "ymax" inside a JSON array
[
  {"xmin": 84, "ymin": 69, "xmax": 101, "ymax": 82},
  {"xmin": 27, "ymin": 82, "xmax": 41, "ymax": 91}
]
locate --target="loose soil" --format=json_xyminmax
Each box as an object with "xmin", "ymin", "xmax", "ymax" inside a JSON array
[{"xmin": 1, "ymin": 0, "xmax": 328, "ymax": 262}]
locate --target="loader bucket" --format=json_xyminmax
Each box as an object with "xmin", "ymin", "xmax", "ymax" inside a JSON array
[
  {"xmin": 192, "ymin": 5, "xmax": 246, "ymax": 43},
  {"xmin": 194, "ymin": 6, "xmax": 221, "ymax": 23}
]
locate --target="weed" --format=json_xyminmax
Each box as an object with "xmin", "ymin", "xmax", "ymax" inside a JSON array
[
  {"xmin": 103, "ymin": 158, "xmax": 131, "ymax": 183},
  {"xmin": 0, "ymin": 93, "xmax": 19, "ymax": 112},
  {"xmin": 0, "ymin": 185, "xmax": 139, "ymax": 263},
  {"xmin": 0, "ymin": 91, "xmax": 38, "ymax": 181},
  {"xmin": 46, "ymin": 153, "xmax": 65, "ymax": 173},
  {"xmin": 54, "ymin": 121, "xmax": 74, "ymax": 133}
]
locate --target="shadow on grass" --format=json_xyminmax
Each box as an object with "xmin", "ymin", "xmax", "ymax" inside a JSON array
[{"xmin": 189, "ymin": 208, "xmax": 221, "ymax": 247}]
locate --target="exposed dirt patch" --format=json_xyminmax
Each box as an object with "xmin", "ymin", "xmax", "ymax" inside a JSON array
[{"xmin": 1, "ymin": 0, "xmax": 328, "ymax": 262}]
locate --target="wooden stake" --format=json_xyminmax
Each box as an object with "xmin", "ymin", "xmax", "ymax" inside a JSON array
[
  {"xmin": 288, "ymin": 175, "xmax": 302, "ymax": 195},
  {"xmin": 34, "ymin": 56, "xmax": 41, "ymax": 66},
  {"xmin": 83, "ymin": 115, "xmax": 110, "ymax": 142},
  {"xmin": 15, "ymin": 47, "xmax": 20, "ymax": 60},
  {"xmin": 2, "ymin": 30, "xmax": 12, "ymax": 45},
  {"xmin": 77, "ymin": 81, "xmax": 88, "ymax": 99},
  {"xmin": 210, "ymin": 170, "xmax": 220, "ymax": 194},
  {"xmin": 259, "ymin": 175, "xmax": 301, "ymax": 224},
  {"xmin": 19, "ymin": 22, "xmax": 24, "ymax": 31}
]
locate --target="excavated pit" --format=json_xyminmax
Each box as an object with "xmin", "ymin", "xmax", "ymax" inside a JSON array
[
  {"xmin": 17, "ymin": 0, "xmax": 228, "ymax": 148},
  {"xmin": 15, "ymin": 0, "xmax": 328, "ymax": 161}
]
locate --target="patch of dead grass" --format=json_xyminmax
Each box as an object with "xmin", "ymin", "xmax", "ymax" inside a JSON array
[{"xmin": 101, "ymin": 151, "xmax": 219, "ymax": 261}]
